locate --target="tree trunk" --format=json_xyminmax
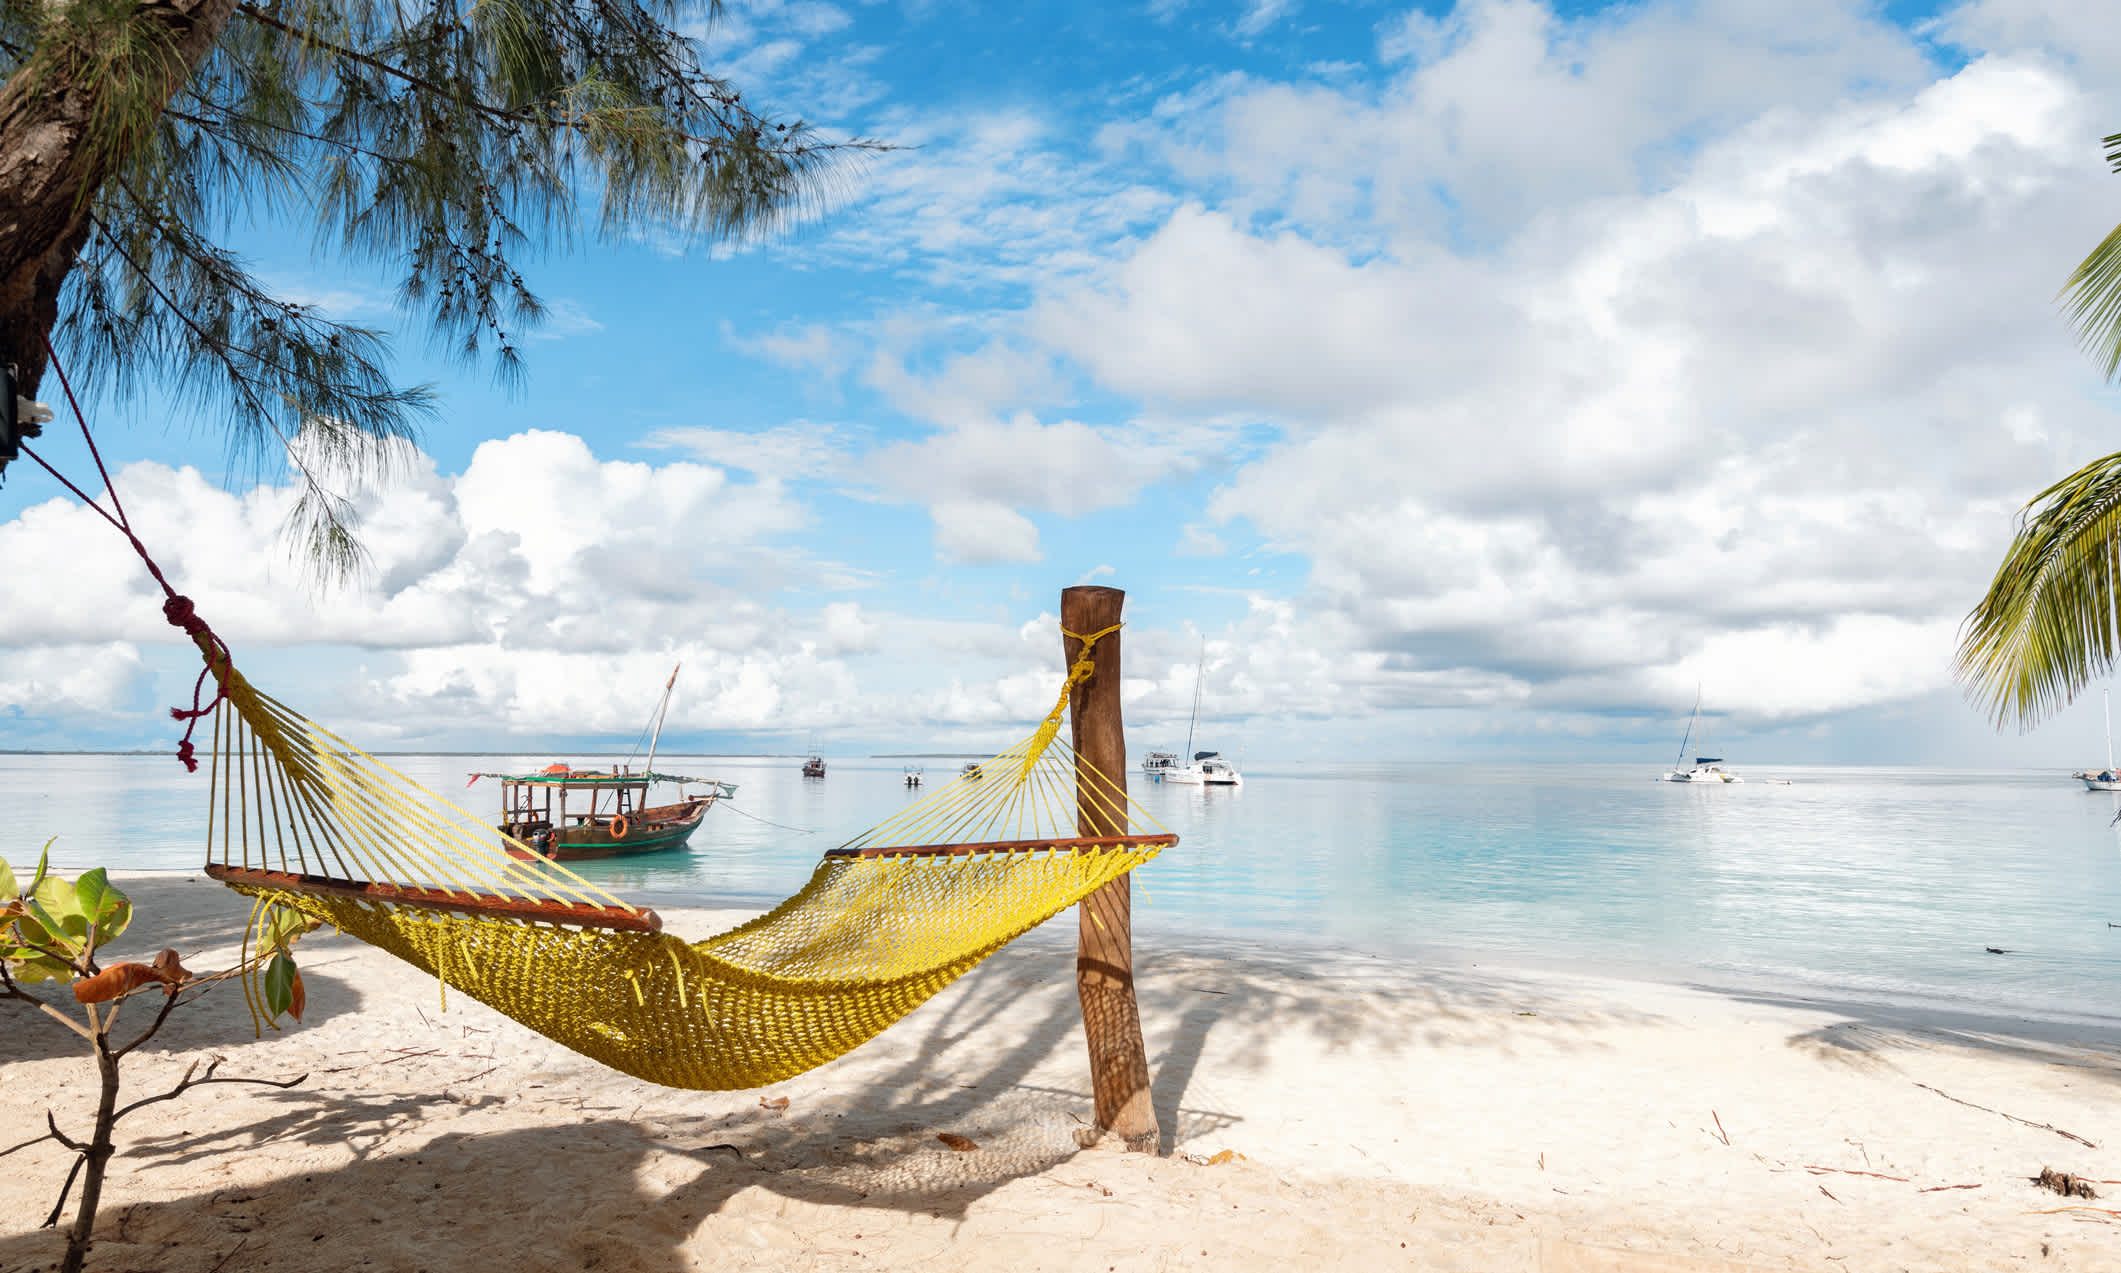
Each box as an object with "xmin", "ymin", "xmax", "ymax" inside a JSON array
[
  {"xmin": 59, "ymin": 1033, "xmax": 121, "ymax": 1273},
  {"xmin": 0, "ymin": 0, "xmax": 239, "ymax": 399}
]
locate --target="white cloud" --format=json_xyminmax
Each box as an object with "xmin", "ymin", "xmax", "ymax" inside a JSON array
[
  {"xmin": 640, "ymin": 421, "xmax": 856, "ymax": 482},
  {"xmin": 1176, "ymin": 523, "xmax": 1225, "ymax": 557},
  {"xmin": 527, "ymin": 297, "xmax": 603, "ymax": 340},
  {"xmin": 929, "ymin": 500, "xmax": 1042, "ymax": 564},
  {"xmin": 1015, "ymin": 21, "xmax": 2118, "ymax": 730},
  {"xmin": 1234, "ymin": 0, "xmax": 1297, "ymax": 40},
  {"xmin": 0, "ymin": 644, "xmax": 149, "ymax": 720}
]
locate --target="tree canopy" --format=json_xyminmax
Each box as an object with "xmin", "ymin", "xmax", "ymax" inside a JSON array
[{"xmin": 0, "ymin": 0, "xmax": 874, "ymax": 575}]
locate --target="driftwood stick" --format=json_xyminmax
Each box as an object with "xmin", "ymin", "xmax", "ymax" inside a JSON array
[
  {"xmin": 1914, "ymin": 1083, "xmax": 2099, "ymax": 1148},
  {"xmin": 1918, "ymin": 1183, "xmax": 1983, "ymax": 1192},
  {"xmin": 2024, "ymin": 1206, "xmax": 2121, "ymax": 1218},
  {"xmin": 1711, "ymin": 1110, "xmax": 1730, "ymax": 1146}
]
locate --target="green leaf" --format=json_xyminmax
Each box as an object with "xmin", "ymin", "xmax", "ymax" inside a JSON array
[
  {"xmin": 1956, "ymin": 449, "xmax": 2121, "ymax": 728},
  {"xmin": 0, "ymin": 857, "xmax": 16, "ymax": 902},
  {"xmin": 262, "ymin": 905, "xmax": 315, "ymax": 954},
  {"xmin": 73, "ymin": 870, "xmax": 131, "ymax": 949},
  {"xmin": 6, "ymin": 951, "xmax": 72, "ymax": 984},
  {"xmin": 24, "ymin": 874, "xmax": 84, "ymax": 963},
  {"xmin": 262, "ymin": 952, "xmax": 297, "ymax": 1019},
  {"xmin": 32, "ymin": 874, "xmax": 87, "ymax": 946},
  {"xmin": 27, "ymin": 841, "xmax": 50, "ymax": 898}
]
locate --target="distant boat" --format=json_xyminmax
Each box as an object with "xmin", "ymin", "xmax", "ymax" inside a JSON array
[
  {"xmin": 483, "ymin": 766, "xmax": 734, "ymax": 860},
  {"xmin": 801, "ymin": 734, "xmax": 825, "ymax": 778},
  {"xmin": 904, "ymin": 766, "xmax": 923, "ymax": 787},
  {"xmin": 2075, "ymin": 685, "xmax": 2120, "ymax": 790},
  {"xmin": 1659, "ymin": 690, "xmax": 1742, "ymax": 784},
  {"xmin": 960, "ymin": 761, "xmax": 983, "ymax": 780},
  {"xmin": 1140, "ymin": 751, "xmax": 1181, "ymax": 778},
  {"xmin": 1162, "ymin": 645, "xmax": 1242, "ymax": 787},
  {"xmin": 1164, "ymin": 749, "xmax": 1242, "ymax": 786}
]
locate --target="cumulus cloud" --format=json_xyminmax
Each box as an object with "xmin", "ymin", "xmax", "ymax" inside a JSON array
[
  {"xmin": 928, "ymin": 500, "xmax": 1042, "ymax": 564},
  {"xmin": 995, "ymin": 32, "xmax": 2110, "ymax": 727}
]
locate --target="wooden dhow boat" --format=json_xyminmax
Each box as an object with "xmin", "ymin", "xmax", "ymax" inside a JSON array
[
  {"xmin": 469, "ymin": 663, "xmax": 735, "ymax": 861},
  {"xmin": 476, "ymin": 764, "xmax": 736, "ymax": 861}
]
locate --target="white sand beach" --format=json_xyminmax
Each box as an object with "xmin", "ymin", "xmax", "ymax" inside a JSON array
[{"xmin": 4, "ymin": 872, "xmax": 2119, "ymax": 1272}]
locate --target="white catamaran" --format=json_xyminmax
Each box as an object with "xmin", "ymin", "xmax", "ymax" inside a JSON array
[
  {"xmin": 2076, "ymin": 687, "xmax": 2121, "ymax": 791},
  {"xmin": 1161, "ymin": 644, "xmax": 1242, "ymax": 787},
  {"xmin": 2073, "ymin": 587, "xmax": 2121, "ymax": 790},
  {"xmin": 1658, "ymin": 689, "xmax": 1741, "ymax": 784}
]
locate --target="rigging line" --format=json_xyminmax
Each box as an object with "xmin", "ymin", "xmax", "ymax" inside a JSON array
[{"xmin": 715, "ymin": 801, "xmax": 817, "ymax": 835}]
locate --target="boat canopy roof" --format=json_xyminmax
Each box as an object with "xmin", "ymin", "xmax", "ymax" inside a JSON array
[
  {"xmin": 468, "ymin": 768, "xmax": 728, "ymax": 789},
  {"xmin": 1193, "ymin": 750, "xmax": 1221, "ymax": 761},
  {"xmin": 1693, "ymin": 757, "xmax": 1723, "ymax": 765}
]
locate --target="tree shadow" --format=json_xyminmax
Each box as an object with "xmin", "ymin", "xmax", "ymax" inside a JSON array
[{"xmin": 1695, "ymin": 981, "xmax": 2121, "ymax": 1081}]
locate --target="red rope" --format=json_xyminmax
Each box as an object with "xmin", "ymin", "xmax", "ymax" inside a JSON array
[{"xmin": 21, "ymin": 335, "xmax": 231, "ymax": 772}]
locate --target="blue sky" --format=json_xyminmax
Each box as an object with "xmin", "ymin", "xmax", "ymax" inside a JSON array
[{"xmin": 8, "ymin": 0, "xmax": 2121, "ymax": 768}]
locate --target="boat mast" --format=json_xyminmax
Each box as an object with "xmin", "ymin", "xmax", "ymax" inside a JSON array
[
  {"xmin": 1184, "ymin": 642, "xmax": 1205, "ymax": 759},
  {"xmin": 1675, "ymin": 686, "xmax": 1700, "ymax": 769},
  {"xmin": 643, "ymin": 663, "xmax": 680, "ymax": 779},
  {"xmin": 2107, "ymin": 567, "xmax": 2116, "ymax": 773}
]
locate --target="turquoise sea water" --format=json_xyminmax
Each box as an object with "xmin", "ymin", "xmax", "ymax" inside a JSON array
[{"xmin": 10, "ymin": 753, "xmax": 2121, "ymax": 1024}]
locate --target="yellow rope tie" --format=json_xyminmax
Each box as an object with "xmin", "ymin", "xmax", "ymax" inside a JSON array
[
  {"xmin": 1017, "ymin": 622, "xmax": 1123, "ymax": 783},
  {"xmin": 669, "ymin": 948, "xmax": 689, "ymax": 1010}
]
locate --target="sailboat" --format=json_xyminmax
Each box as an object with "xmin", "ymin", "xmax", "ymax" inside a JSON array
[
  {"xmin": 2075, "ymin": 689, "xmax": 2120, "ymax": 790},
  {"xmin": 2074, "ymin": 586, "xmax": 2121, "ymax": 790},
  {"xmin": 1161, "ymin": 644, "xmax": 1243, "ymax": 787},
  {"xmin": 1658, "ymin": 689, "xmax": 1741, "ymax": 784}
]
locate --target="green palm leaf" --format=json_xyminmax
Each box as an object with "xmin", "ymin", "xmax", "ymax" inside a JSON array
[
  {"xmin": 2059, "ymin": 133, "xmax": 2121, "ymax": 380},
  {"xmin": 1956, "ymin": 450, "xmax": 2121, "ymax": 729}
]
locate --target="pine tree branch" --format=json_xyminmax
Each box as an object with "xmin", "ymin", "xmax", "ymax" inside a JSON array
[{"xmin": 231, "ymin": 1, "xmax": 856, "ymax": 158}]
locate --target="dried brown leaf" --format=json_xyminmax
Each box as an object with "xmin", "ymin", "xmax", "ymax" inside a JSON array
[
  {"xmin": 72, "ymin": 961, "xmax": 176, "ymax": 1003},
  {"xmin": 937, "ymin": 1132, "xmax": 978, "ymax": 1152}
]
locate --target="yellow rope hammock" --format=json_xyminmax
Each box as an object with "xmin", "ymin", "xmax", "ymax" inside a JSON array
[
  {"xmin": 15, "ymin": 349, "xmax": 1168, "ymax": 1091},
  {"xmin": 192, "ymin": 625, "xmax": 1171, "ymax": 1091}
]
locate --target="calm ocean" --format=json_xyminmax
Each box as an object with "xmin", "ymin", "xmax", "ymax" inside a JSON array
[{"xmin": 10, "ymin": 753, "xmax": 2121, "ymax": 1024}]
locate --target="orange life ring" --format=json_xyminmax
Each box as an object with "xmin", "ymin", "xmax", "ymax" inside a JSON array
[{"xmin": 609, "ymin": 816, "xmax": 630, "ymax": 840}]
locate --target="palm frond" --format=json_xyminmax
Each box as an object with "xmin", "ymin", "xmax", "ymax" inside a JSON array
[{"xmin": 1956, "ymin": 451, "xmax": 2121, "ymax": 729}]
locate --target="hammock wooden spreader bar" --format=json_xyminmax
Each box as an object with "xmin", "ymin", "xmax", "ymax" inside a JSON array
[
  {"xmin": 825, "ymin": 834, "xmax": 1178, "ymax": 860},
  {"xmin": 202, "ymin": 865, "xmax": 666, "ymax": 933}
]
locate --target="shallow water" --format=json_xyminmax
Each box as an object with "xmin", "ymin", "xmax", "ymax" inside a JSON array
[{"xmin": 10, "ymin": 752, "xmax": 2121, "ymax": 1023}]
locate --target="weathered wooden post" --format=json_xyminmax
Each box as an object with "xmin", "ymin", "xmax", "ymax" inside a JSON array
[{"xmin": 1062, "ymin": 584, "xmax": 1159, "ymax": 1152}]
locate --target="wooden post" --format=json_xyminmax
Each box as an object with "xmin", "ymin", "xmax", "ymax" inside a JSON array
[{"xmin": 1063, "ymin": 584, "xmax": 1159, "ymax": 1153}]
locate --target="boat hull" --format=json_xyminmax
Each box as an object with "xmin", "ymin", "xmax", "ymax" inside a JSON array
[
  {"xmin": 2082, "ymin": 775, "xmax": 2121, "ymax": 792},
  {"xmin": 1163, "ymin": 767, "xmax": 1242, "ymax": 787},
  {"xmin": 503, "ymin": 797, "xmax": 714, "ymax": 861}
]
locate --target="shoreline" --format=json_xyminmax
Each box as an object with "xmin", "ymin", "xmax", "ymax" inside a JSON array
[
  {"xmin": 35, "ymin": 867, "xmax": 2121, "ymax": 1035},
  {"xmin": 5, "ymin": 873, "xmax": 2119, "ymax": 1271}
]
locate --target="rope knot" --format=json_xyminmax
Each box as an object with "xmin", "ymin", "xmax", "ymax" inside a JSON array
[
  {"xmin": 162, "ymin": 593, "xmax": 206, "ymax": 635},
  {"xmin": 159, "ymin": 593, "xmax": 230, "ymax": 771}
]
